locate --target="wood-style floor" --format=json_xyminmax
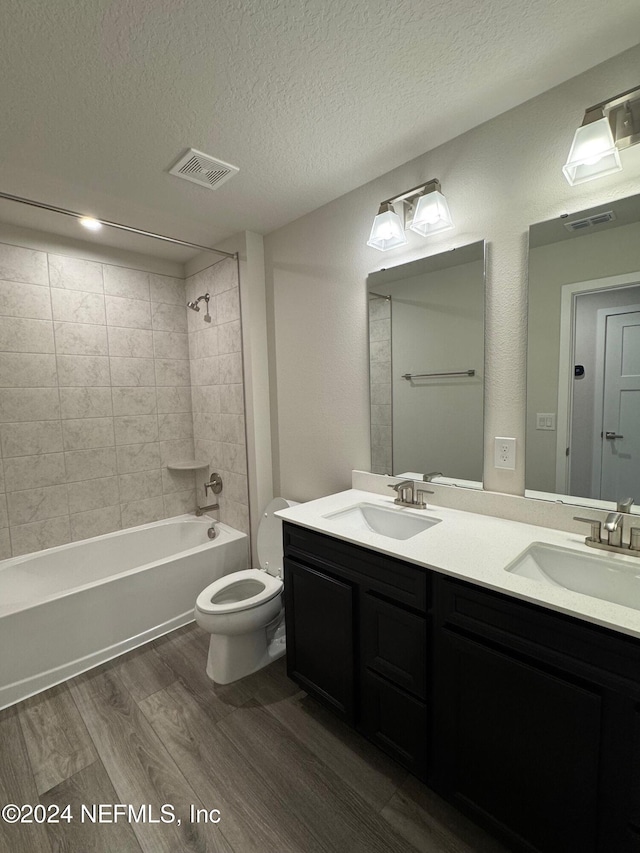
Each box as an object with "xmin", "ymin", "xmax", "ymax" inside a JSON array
[{"xmin": 0, "ymin": 624, "xmax": 509, "ymax": 853}]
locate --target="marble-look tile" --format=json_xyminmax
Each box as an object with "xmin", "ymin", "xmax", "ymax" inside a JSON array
[
  {"xmin": 218, "ymin": 320, "xmax": 241, "ymax": 354},
  {"xmin": 219, "ymin": 352, "xmax": 243, "ymax": 384},
  {"xmin": 0, "ymin": 316, "xmax": 54, "ymax": 352},
  {"xmin": 105, "ymin": 295, "xmax": 151, "ymax": 330},
  {"xmin": 219, "ymin": 413, "xmax": 245, "ymax": 445},
  {"xmin": 107, "ymin": 326, "xmax": 154, "ymax": 358},
  {"xmin": 221, "ymin": 471, "xmax": 248, "ymax": 505},
  {"xmin": 59, "ymin": 387, "xmax": 113, "ymax": 419},
  {"xmin": 371, "ymin": 404, "xmax": 392, "ymax": 425},
  {"xmin": 371, "ymin": 362, "xmax": 391, "ymax": 385},
  {"xmin": 189, "ymin": 326, "xmax": 218, "ymax": 360},
  {"xmin": 370, "ymin": 340, "xmax": 391, "ymax": 362},
  {"xmin": 369, "ymin": 318, "xmax": 391, "ymax": 342},
  {"xmin": 191, "ymin": 355, "xmax": 219, "ymax": 386},
  {"xmin": 70, "ymin": 505, "xmax": 122, "ymax": 541},
  {"xmin": 153, "ymin": 330, "xmax": 189, "ymax": 360},
  {"xmin": 120, "ymin": 495, "xmax": 165, "ymax": 528},
  {"xmin": 116, "ymin": 442, "xmax": 161, "ymax": 474},
  {"xmin": 109, "ymin": 356, "xmax": 155, "ymax": 387},
  {"xmin": 0, "ymin": 388, "xmax": 60, "ymax": 423},
  {"xmin": 11, "ymin": 516, "xmax": 70, "ymax": 557},
  {"xmin": 149, "ymin": 274, "xmax": 185, "ymax": 305},
  {"xmin": 156, "ymin": 386, "xmax": 191, "ymax": 414},
  {"xmin": 7, "ymin": 484, "xmax": 69, "ymax": 526},
  {"xmin": 192, "ymin": 385, "xmax": 220, "ymax": 414},
  {"xmin": 65, "ymin": 447, "xmax": 117, "ymax": 482},
  {"xmin": 163, "ymin": 489, "xmax": 196, "ymax": 517},
  {"xmin": 48, "ymin": 255, "xmax": 104, "ymax": 293},
  {"xmin": 0, "ymin": 280, "xmax": 52, "ymax": 319},
  {"xmin": 2, "ymin": 453, "xmax": 67, "ymax": 492},
  {"xmin": 0, "ymin": 352, "xmax": 57, "ymax": 387},
  {"xmin": 0, "ymin": 420, "xmax": 63, "ymax": 458},
  {"xmin": 57, "ymin": 355, "xmax": 110, "ymax": 387},
  {"xmin": 371, "ymin": 383, "xmax": 391, "ymax": 405},
  {"xmin": 222, "ymin": 442, "xmax": 247, "ymax": 476},
  {"xmin": 54, "ymin": 322, "xmax": 108, "ymax": 356},
  {"xmin": 159, "ymin": 439, "xmax": 195, "ymax": 467},
  {"xmin": 369, "ymin": 297, "xmax": 391, "ymax": 321},
  {"xmin": 151, "ymin": 302, "xmax": 188, "ymax": 332},
  {"xmin": 200, "ymin": 257, "xmax": 237, "ymax": 295},
  {"xmin": 0, "ymin": 529, "xmax": 10, "ymax": 560},
  {"xmin": 111, "ymin": 386, "xmax": 157, "ymax": 416},
  {"xmin": 371, "ymin": 424, "xmax": 392, "ymax": 446},
  {"xmin": 155, "ymin": 358, "xmax": 191, "ymax": 386},
  {"xmin": 62, "ymin": 418, "xmax": 115, "ymax": 451},
  {"xmin": 117, "ymin": 469, "xmax": 163, "ymax": 503},
  {"xmin": 216, "ymin": 287, "xmax": 240, "ymax": 325},
  {"xmin": 158, "ymin": 412, "xmax": 194, "ymax": 441},
  {"xmin": 103, "ymin": 266, "xmax": 150, "ymax": 301},
  {"xmin": 161, "ymin": 467, "xmax": 196, "ymax": 494},
  {"xmin": 193, "ymin": 412, "xmax": 220, "ymax": 442},
  {"xmin": 0, "ymin": 243, "xmax": 48, "ymax": 285},
  {"xmin": 67, "ymin": 476, "xmax": 120, "ymax": 514},
  {"xmin": 51, "ymin": 289, "xmax": 106, "ymax": 325},
  {"xmin": 114, "ymin": 414, "xmax": 159, "ymax": 446},
  {"xmin": 220, "ymin": 498, "xmax": 249, "ymax": 535},
  {"xmin": 0, "ymin": 463, "xmax": 4, "ymax": 492},
  {"xmin": 0, "ymin": 494, "xmax": 7, "ymax": 528},
  {"xmin": 219, "ymin": 384, "xmax": 244, "ymax": 415},
  {"xmin": 193, "ymin": 439, "xmax": 221, "ymax": 469}
]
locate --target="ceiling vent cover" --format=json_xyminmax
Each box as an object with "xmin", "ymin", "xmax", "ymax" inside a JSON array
[
  {"xmin": 564, "ymin": 211, "xmax": 616, "ymax": 233},
  {"xmin": 169, "ymin": 148, "xmax": 239, "ymax": 190}
]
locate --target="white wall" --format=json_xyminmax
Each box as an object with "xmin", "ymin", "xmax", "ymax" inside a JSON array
[{"xmin": 264, "ymin": 44, "xmax": 640, "ymax": 503}]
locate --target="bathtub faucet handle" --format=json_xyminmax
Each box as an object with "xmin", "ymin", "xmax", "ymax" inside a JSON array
[{"xmin": 204, "ymin": 472, "xmax": 223, "ymax": 497}]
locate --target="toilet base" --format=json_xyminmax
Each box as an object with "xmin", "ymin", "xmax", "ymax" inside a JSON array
[{"xmin": 205, "ymin": 623, "xmax": 286, "ymax": 685}]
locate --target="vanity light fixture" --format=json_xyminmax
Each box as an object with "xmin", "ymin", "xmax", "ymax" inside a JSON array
[
  {"xmin": 367, "ymin": 179, "xmax": 454, "ymax": 251},
  {"xmin": 563, "ymin": 84, "xmax": 640, "ymax": 185}
]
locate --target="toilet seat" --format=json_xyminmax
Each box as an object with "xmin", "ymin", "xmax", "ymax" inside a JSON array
[{"xmin": 196, "ymin": 569, "xmax": 283, "ymax": 616}]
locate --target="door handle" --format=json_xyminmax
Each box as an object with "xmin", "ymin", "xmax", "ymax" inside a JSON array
[{"xmin": 605, "ymin": 432, "xmax": 624, "ymax": 440}]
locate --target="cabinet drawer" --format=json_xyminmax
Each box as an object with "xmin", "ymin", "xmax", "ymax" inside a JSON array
[
  {"xmin": 361, "ymin": 592, "xmax": 427, "ymax": 699},
  {"xmin": 283, "ymin": 522, "xmax": 428, "ymax": 612},
  {"xmin": 436, "ymin": 576, "xmax": 640, "ymax": 689},
  {"xmin": 359, "ymin": 670, "xmax": 427, "ymax": 779}
]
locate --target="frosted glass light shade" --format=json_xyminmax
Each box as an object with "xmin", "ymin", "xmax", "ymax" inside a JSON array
[
  {"xmin": 409, "ymin": 190, "xmax": 454, "ymax": 236},
  {"xmin": 562, "ymin": 116, "xmax": 622, "ymax": 185},
  {"xmin": 367, "ymin": 205, "xmax": 407, "ymax": 251}
]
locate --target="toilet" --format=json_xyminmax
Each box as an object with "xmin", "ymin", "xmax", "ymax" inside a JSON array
[{"xmin": 194, "ymin": 498, "xmax": 297, "ymax": 684}]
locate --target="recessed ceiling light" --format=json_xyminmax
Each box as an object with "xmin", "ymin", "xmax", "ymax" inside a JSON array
[{"xmin": 79, "ymin": 216, "xmax": 102, "ymax": 231}]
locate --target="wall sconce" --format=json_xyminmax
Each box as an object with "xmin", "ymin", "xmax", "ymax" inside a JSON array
[
  {"xmin": 367, "ymin": 179, "xmax": 453, "ymax": 251},
  {"xmin": 563, "ymin": 84, "xmax": 640, "ymax": 185}
]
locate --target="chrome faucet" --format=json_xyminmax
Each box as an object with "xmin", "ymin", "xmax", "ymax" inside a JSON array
[
  {"xmin": 604, "ymin": 512, "xmax": 624, "ymax": 548},
  {"xmin": 388, "ymin": 480, "xmax": 433, "ymax": 509},
  {"xmin": 574, "ymin": 496, "xmax": 640, "ymax": 557}
]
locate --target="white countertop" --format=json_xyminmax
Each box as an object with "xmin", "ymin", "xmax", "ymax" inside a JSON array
[{"xmin": 276, "ymin": 489, "xmax": 640, "ymax": 641}]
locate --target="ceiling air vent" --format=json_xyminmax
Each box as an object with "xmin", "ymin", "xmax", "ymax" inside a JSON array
[
  {"xmin": 563, "ymin": 211, "xmax": 616, "ymax": 233},
  {"xmin": 169, "ymin": 148, "xmax": 239, "ymax": 191}
]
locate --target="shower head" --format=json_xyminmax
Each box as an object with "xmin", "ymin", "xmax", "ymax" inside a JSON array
[{"xmin": 187, "ymin": 293, "xmax": 211, "ymax": 322}]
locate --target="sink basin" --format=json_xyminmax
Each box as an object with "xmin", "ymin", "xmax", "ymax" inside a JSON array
[
  {"xmin": 506, "ymin": 542, "xmax": 640, "ymax": 611},
  {"xmin": 323, "ymin": 502, "xmax": 440, "ymax": 540}
]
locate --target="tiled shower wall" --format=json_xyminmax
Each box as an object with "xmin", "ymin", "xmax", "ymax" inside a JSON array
[
  {"xmin": 369, "ymin": 295, "xmax": 392, "ymax": 474},
  {"xmin": 186, "ymin": 258, "xmax": 249, "ymax": 534},
  {"xmin": 0, "ymin": 241, "xmax": 197, "ymax": 558}
]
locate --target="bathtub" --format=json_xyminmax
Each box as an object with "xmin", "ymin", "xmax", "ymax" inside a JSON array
[{"xmin": 0, "ymin": 515, "xmax": 248, "ymax": 710}]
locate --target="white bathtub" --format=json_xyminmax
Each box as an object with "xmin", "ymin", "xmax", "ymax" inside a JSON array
[{"xmin": 0, "ymin": 514, "xmax": 248, "ymax": 710}]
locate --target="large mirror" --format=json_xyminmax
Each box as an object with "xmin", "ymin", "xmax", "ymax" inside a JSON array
[
  {"xmin": 526, "ymin": 193, "xmax": 640, "ymax": 510},
  {"xmin": 368, "ymin": 240, "xmax": 485, "ymax": 487}
]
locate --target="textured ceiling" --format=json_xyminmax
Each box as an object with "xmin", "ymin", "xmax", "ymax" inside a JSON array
[{"xmin": 1, "ymin": 0, "xmax": 640, "ymax": 256}]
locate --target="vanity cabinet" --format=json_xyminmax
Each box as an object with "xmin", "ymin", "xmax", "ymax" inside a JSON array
[
  {"xmin": 432, "ymin": 576, "xmax": 640, "ymax": 853},
  {"xmin": 283, "ymin": 522, "xmax": 429, "ymax": 778}
]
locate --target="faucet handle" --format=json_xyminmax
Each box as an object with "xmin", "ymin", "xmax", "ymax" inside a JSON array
[
  {"xmin": 573, "ymin": 516, "xmax": 603, "ymax": 543},
  {"xmin": 414, "ymin": 488, "xmax": 434, "ymax": 508}
]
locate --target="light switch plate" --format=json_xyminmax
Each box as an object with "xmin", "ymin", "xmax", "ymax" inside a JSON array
[
  {"xmin": 494, "ymin": 436, "xmax": 516, "ymax": 470},
  {"xmin": 536, "ymin": 413, "xmax": 556, "ymax": 431}
]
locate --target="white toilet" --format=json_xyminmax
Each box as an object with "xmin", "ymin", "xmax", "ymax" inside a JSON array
[{"xmin": 194, "ymin": 498, "xmax": 297, "ymax": 684}]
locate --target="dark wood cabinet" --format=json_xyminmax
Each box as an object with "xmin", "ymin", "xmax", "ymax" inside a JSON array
[
  {"xmin": 283, "ymin": 522, "xmax": 429, "ymax": 777},
  {"xmin": 283, "ymin": 521, "xmax": 640, "ymax": 852}
]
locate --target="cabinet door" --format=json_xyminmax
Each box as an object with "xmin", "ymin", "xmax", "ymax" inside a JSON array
[
  {"xmin": 284, "ymin": 558, "xmax": 356, "ymax": 721},
  {"xmin": 434, "ymin": 629, "xmax": 602, "ymax": 853}
]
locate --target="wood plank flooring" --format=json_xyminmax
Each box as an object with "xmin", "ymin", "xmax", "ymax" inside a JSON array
[{"xmin": 0, "ymin": 624, "xmax": 510, "ymax": 853}]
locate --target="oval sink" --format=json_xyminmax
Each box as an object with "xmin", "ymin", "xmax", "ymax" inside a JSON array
[
  {"xmin": 506, "ymin": 542, "xmax": 640, "ymax": 611},
  {"xmin": 323, "ymin": 503, "xmax": 440, "ymax": 540}
]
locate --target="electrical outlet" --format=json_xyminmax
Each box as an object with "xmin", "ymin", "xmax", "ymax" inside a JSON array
[{"xmin": 494, "ymin": 436, "xmax": 516, "ymax": 470}]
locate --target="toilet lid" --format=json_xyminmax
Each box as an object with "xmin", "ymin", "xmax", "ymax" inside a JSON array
[{"xmin": 257, "ymin": 497, "xmax": 297, "ymax": 577}]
